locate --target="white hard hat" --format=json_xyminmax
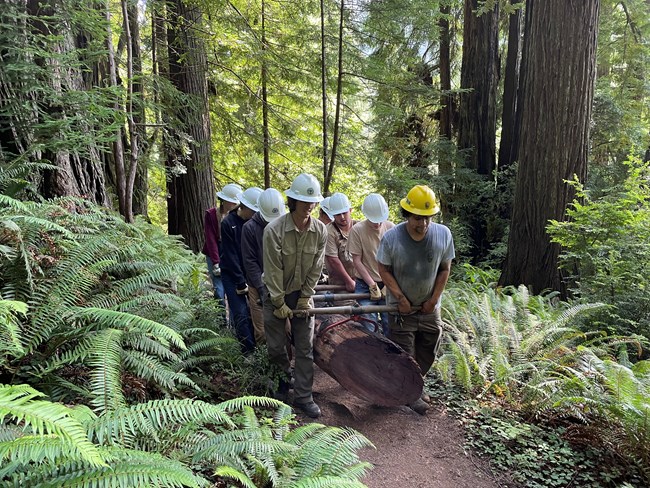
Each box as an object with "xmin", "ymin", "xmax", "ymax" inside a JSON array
[
  {"xmin": 284, "ymin": 173, "xmax": 323, "ymax": 203},
  {"xmin": 328, "ymin": 192, "xmax": 351, "ymax": 216},
  {"xmin": 238, "ymin": 187, "xmax": 263, "ymax": 211},
  {"xmin": 361, "ymin": 193, "xmax": 389, "ymax": 223},
  {"xmin": 319, "ymin": 196, "xmax": 333, "ymax": 219},
  {"xmin": 217, "ymin": 183, "xmax": 243, "ymax": 204},
  {"xmin": 257, "ymin": 188, "xmax": 286, "ymax": 222}
]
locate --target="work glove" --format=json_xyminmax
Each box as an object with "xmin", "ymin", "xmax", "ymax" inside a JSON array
[
  {"xmin": 236, "ymin": 283, "xmax": 249, "ymax": 295},
  {"xmin": 273, "ymin": 303, "xmax": 294, "ymax": 319},
  {"xmin": 380, "ymin": 286, "xmax": 387, "ymax": 298},
  {"xmin": 212, "ymin": 263, "xmax": 221, "ymax": 277},
  {"xmin": 369, "ymin": 283, "xmax": 382, "ymax": 301},
  {"xmin": 296, "ymin": 296, "xmax": 313, "ymax": 310}
]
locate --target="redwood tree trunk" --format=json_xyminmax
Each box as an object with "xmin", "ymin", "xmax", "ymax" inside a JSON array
[
  {"xmin": 499, "ymin": 0, "xmax": 600, "ymax": 295},
  {"xmin": 166, "ymin": 0, "xmax": 215, "ymax": 251},
  {"xmin": 458, "ymin": 0, "xmax": 499, "ymax": 176}
]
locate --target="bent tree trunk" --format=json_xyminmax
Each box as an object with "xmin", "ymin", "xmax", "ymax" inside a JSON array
[{"xmin": 499, "ymin": 0, "xmax": 600, "ymax": 295}]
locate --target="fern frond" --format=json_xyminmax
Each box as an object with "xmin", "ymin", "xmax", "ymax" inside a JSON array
[
  {"xmin": 0, "ymin": 384, "xmax": 105, "ymax": 467},
  {"xmin": 87, "ymin": 328, "xmax": 125, "ymax": 413},
  {"xmin": 87, "ymin": 398, "xmax": 236, "ymax": 446},
  {"xmin": 121, "ymin": 349, "xmax": 196, "ymax": 391}
]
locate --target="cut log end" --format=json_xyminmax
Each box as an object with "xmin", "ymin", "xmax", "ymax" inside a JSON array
[{"xmin": 314, "ymin": 315, "xmax": 423, "ymax": 407}]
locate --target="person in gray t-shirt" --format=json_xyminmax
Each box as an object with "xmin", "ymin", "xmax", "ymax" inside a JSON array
[{"xmin": 377, "ymin": 184, "xmax": 454, "ymax": 415}]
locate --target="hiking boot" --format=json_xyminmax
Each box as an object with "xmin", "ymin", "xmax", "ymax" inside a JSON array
[
  {"xmin": 294, "ymin": 400, "xmax": 321, "ymax": 418},
  {"xmin": 408, "ymin": 398, "xmax": 429, "ymax": 415}
]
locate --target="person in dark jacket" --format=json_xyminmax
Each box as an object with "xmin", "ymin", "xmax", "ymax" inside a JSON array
[
  {"xmin": 203, "ymin": 183, "xmax": 242, "ymax": 302},
  {"xmin": 220, "ymin": 186, "xmax": 262, "ymax": 353},
  {"xmin": 241, "ymin": 188, "xmax": 286, "ymax": 345}
]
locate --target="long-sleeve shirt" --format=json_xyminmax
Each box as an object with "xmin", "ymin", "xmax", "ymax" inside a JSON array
[
  {"xmin": 202, "ymin": 207, "xmax": 221, "ymax": 263},
  {"xmin": 263, "ymin": 213, "xmax": 327, "ymax": 308},
  {"xmin": 241, "ymin": 212, "xmax": 267, "ymax": 297},
  {"xmin": 220, "ymin": 209, "xmax": 247, "ymax": 286}
]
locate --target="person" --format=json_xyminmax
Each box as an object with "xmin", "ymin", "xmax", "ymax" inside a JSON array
[
  {"xmin": 263, "ymin": 173, "xmax": 327, "ymax": 418},
  {"xmin": 203, "ymin": 182, "xmax": 242, "ymax": 303},
  {"xmin": 348, "ymin": 193, "xmax": 394, "ymax": 335},
  {"xmin": 324, "ymin": 192, "xmax": 358, "ymax": 293},
  {"xmin": 241, "ymin": 188, "xmax": 286, "ymax": 345},
  {"xmin": 318, "ymin": 196, "xmax": 333, "ymax": 225},
  {"xmin": 377, "ymin": 185, "xmax": 454, "ymax": 415},
  {"xmin": 220, "ymin": 186, "xmax": 263, "ymax": 354}
]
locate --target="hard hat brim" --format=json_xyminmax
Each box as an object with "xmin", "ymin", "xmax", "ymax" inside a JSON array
[
  {"xmin": 285, "ymin": 189, "xmax": 323, "ymax": 203},
  {"xmin": 217, "ymin": 192, "xmax": 240, "ymax": 204},
  {"xmin": 400, "ymin": 197, "xmax": 440, "ymax": 216}
]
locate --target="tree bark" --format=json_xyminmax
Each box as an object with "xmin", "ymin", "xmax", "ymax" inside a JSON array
[
  {"xmin": 458, "ymin": 0, "xmax": 499, "ymax": 176},
  {"xmin": 320, "ymin": 0, "xmax": 329, "ymax": 191},
  {"xmin": 166, "ymin": 0, "xmax": 215, "ymax": 252},
  {"xmin": 438, "ymin": 1, "xmax": 453, "ymax": 145},
  {"xmin": 314, "ymin": 314, "xmax": 423, "ymax": 406},
  {"xmin": 497, "ymin": 0, "xmax": 523, "ymax": 171},
  {"xmin": 261, "ymin": 0, "xmax": 270, "ymax": 188},
  {"xmin": 499, "ymin": 0, "xmax": 600, "ymax": 295}
]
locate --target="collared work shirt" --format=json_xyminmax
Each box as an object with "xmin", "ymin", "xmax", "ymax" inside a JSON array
[{"xmin": 263, "ymin": 213, "xmax": 327, "ymax": 308}]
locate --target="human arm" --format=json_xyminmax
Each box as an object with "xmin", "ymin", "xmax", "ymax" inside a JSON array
[
  {"xmin": 325, "ymin": 255, "xmax": 356, "ymax": 291},
  {"xmin": 203, "ymin": 208, "xmax": 220, "ymax": 263},
  {"xmin": 301, "ymin": 222, "xmax": 328, "ymax": 297},
  {"xmin": 378, "ymin": 262, "xmax": 412, "ymax": 314},
  {"xmin": 420, "ymin": 260, "xmax": 452, "ymax": 314},
  {"xmin": 241, "ymin": 223, "xmax": 267, "ymax": 298}
]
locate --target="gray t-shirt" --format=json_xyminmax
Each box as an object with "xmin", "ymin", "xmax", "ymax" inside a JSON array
[{"xmin": 376, "ymin": 222, "xmax": 455, "ymax": 307}]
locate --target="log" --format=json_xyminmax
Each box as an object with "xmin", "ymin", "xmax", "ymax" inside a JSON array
[{"xmin": 313, "ymin": 314, "xmax": 423, "ymax": 407}]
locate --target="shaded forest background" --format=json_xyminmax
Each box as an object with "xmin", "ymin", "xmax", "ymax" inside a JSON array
[{"xmin": 2, "ymin": 1, "xmax": 650, "ymax": 486}]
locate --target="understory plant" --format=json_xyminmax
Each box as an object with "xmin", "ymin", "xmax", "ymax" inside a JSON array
[
  {"xmin": 0, "ymin": 384, "xmax": 372, "ymax": 487},
  {"xmin": 436, "ymin": 275, "xmax": 650, "ymax": 484}
]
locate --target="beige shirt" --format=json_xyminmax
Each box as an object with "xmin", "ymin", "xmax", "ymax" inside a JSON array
[
  {"xmin": 348, "ymin": 219, "xmax": 395, "ymax": 282},
  {"xmin": 324, "ymin": 220, "xmax": 358, "ymax": 285},
  {"xmin": 263, "ymin": 213, "xmax": 327, "ymax": 308}
]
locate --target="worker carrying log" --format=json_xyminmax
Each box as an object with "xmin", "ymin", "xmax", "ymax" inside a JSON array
[
  {"xmin": 262, "ymin": 173, "xmax": 327, "ymax": 419},
  {"xmin": 375, "ymin": 184, "xmax": 455, "ymax": 415}
]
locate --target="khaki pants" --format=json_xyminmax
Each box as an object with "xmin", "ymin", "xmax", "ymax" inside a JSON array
[
  {"xmin": 264, "ymin": 291, "xmax": 315, "ymax": 403},
  {"xmin": 388, "ymin": 308, "xmax": 443, "ymax": 375},
  {"xmin": 248, "ymin": 287, "xmax": 265, "ymax": 345}
]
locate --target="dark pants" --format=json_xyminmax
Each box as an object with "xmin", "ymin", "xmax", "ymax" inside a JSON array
[
  {"xmin": 354, "ymin": 279, "xmax": 389, "ymax": 336},
  {"xmin": 222, "ymin": 271, "xmax": 255, "ymax": 353},
  {"xmin": 264, "ymin": 291, "xmax": 315, "ymax": 404},
  {"xmin": 388, "ymin": 308, "xmax": 443, "ymax": 375}
]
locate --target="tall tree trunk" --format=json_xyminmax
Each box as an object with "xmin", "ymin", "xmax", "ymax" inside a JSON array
[
  {"xmin": 320, "ymin": 0, "xmax": 329, "ymax": 191},
  {"xmin": 438, "ymin": 2, "xmax": 453, "ymax": 145},
  {"xmin": 126, "ymin": 0, "xmax": 148, "ymax": 218},
  {"xmin": 12, "ymin": 0, "xmax": 109, "ymax": 206},
  {"xmin": 458, "ymin": 0, "xmax": 499, "ymax": 176},
  {"xmin": 497, "ymin": 0, "xmax": 523, "ymax": 171},
  {"xmin": 261, "ymin": 0, "xmax": 270, "ymax": 188},
  {"xmin": 325, "ymin": 0, "xmax": 345, "ymax": 195},
  {"xmin": 457, "ymin": 0, "xmax": 499, "ymax": 261},
  {"xmin": 499, "ymin": 0, "xmax": 600, "ymax": 295},
  {"xmin": 166, "ymin": 0, "xmax": 215, "ymax": 252}
]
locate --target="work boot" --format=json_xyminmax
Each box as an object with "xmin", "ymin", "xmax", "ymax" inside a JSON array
[
  {"xmin": 272, "ymin": 378, "xmax": 291, "ymax": 403},
  {"xmin": 408, "ymin": 398, "xmax": 429, "ymax": 415},
  {"xmin": 294, "ymin": 400, "xmax": 321, "ymax": 418}
]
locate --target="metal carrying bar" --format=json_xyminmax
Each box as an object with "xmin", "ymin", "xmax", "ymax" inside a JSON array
[{"xmin": 312, "ymin": 292, "xmax": 371, "ymax": 302}]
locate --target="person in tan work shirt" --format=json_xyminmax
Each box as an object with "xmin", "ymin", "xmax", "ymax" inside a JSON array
[
  {"xmin": 349, "ymin": 193, "xmax": 395, "ymax": 335},
  {"xmin": 324, "ymin": 192, "xmax": 358, "ymax": 301},
  {"xmin": 263, "ymin": 173, "xmax": 327, "ymax": 419}
]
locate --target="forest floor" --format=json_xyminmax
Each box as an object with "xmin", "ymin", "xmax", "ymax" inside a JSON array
[{"xmin": 293, "ymin": 366, "xmax": 505, "ymax": 488}]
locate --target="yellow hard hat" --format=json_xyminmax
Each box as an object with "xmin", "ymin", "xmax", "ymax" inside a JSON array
[{"xmin": 400, "ymin": 185, "xmax": 440, "ymax": 216}]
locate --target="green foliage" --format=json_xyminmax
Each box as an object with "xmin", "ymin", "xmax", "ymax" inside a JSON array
[
  {"xmin": 548, "ymin": 157, "xmax": 650, "ymax": 339},
  {"xmin": 438, "ymin": 277, "xmax": 650, "ymax": 485},
  {"xmin": 0, "ymin": 384, "xmax": 372, "ymax": 487}
]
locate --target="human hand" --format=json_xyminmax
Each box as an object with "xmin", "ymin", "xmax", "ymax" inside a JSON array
[
  {"xmin": 296, "ymin": 296, "xmax": 313, "ymax": 310},
  {"xmin": 397, "ymin": 294, "xmax": 412, "ymax": 314},
  {"xmin": 369, "ymin": 283, "xmax": 382, "ymax": 301},
  {"xmin": 212, "ymin": 264, "xmax": 221, "ymax": 277},
  {"xmin": 236, "ymin": 284, "xmax": 249, "ymax": 295},
  {"xmin": 345, "ymin": 278, "xmax": 356, "ymax": 292},
  {"xmin": 273, "ymin": 303, "xmax": 294, "ymax": 319},
  {"xmin": 420, "ymin": 299, "xmax": 436, "ymax": 314}
]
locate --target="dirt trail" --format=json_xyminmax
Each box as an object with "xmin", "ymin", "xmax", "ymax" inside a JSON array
[{"xmin": 300, "ymin": 366, "xmax": 500, "ymax": 488}]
